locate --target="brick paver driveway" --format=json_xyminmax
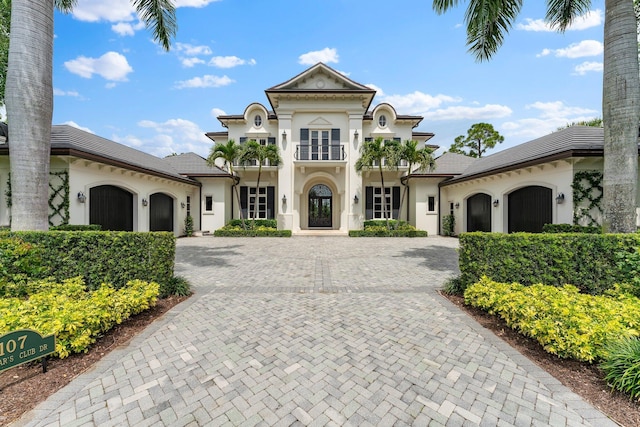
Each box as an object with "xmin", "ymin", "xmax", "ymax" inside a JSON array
[{"xmin": 15, "ymin": 236, "xmax": 615, "ymax": 426}]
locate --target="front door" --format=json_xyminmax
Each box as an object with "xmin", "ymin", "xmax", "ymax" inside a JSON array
[{"xmin": 308, "ymin": 184, "xmax": 332, "ymax": 227}]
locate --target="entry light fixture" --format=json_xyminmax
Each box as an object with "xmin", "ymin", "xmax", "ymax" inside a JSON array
[
  {"xmin": 354, "ymin": 130, "xmax": 359, "ymax": 139},
  {"xmin": 181, "ymin": 202, "xmax": 186, "ymax": 209},
  {"xmin": 77, "ymin": 191, "xmax": 86, "ymax": 203},
  {"xmin": 142, "ymin": 198, "xmax": 148, "ymax": 207},
  {"xmin": 455, "ymin": 202, "xmax": 460, "ymax": 209},
  {"xmin": 493, "ymin": 199, "xmax": 500, "ymax": 207},
  {"xmin": 282, "ymin": 130, "xmax": 287, "ymax": 140},
  {"xmin": 354, "ymin": 194, "xmax": 359, "ymax": 204},
  {"xmin": 556, "ymin": 193, "xmax": 565, "ymax": 204},
  {"xmin": 282, "ymin": 194, "xmax": 286, "ymax": 204}
]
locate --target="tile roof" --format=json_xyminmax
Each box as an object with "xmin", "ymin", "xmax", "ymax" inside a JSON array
[
  {"xmin": 420, "ymin": 152, "xmax": 479, "ymax": 175},
  {"xmin": 162, "ymin": 152, "xmax": 229, "ymax": 176}
]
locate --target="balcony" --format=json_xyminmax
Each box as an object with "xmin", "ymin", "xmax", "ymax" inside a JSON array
[{"xmin": 295, "ymin": 144, "xmax": 346, "ymax": 161}]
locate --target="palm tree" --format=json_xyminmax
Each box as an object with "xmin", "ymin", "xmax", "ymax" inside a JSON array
[
  {"xmin": 355, "ymin": 137, "xmax": 396, "ymax": 231},
  {"xmin": 207, "ymin": 139, "xmax": 246, "ymax": 230},
  {"xmin": 6, "ymin": 0, "xmax": 176, "ymax": 231},
  {"xmin": 396, "ymin": 140, "xmax": 435, "ymax": 230},
  {"xmin": 238, "ymin": 140, "xmax": 282, "ymax": 224},
  {"xmin": 432, "ymin": 0, "xmax": 640, "ymax": 233}
]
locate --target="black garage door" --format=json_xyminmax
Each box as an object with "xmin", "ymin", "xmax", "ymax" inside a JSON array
[
  {"xmin": 467, "ymin": 193, "xmax": 491, "ymax": 232},
  {"xmin": 150, "ymin": 193, "xmax": 174, "ymax": 232},
  {"xmin": 90, "ymin": 185, "xmax": 133, "ymax": 231},
  {"xmin": 508, "ymin": 186, "xmax": 552, "ymax": 233}
]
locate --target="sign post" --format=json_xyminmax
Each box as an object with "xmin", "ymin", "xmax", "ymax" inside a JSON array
[{"xmin": 0, "ymin": 329, "xmax": 56, "ymax": 374}]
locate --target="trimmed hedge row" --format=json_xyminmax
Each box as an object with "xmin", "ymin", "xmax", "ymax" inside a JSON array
[
  {"xmin": 213, "ymin": 228, "xmax": 292, "ymax": 237},
  {"xmin": 50, "ymin": 224, "xmax": 102, "ymax": 231},
  {"xmin": 542, "ymin": 223, "xmax": 602, "ymax": 234},
  {"xmin": 458, "ymin": 232, "xmax": 640, "ymax": 294},
  {"xmin": 0, "ymin": 231, "xmax": 175, "ymax": 291},
  {"xmin": 227, "ymin": 219, "xmax": 278, "ymax": 228},
  {"xmin": 349, "ymin": 229, "xmax": 428, "ymax": 237}
]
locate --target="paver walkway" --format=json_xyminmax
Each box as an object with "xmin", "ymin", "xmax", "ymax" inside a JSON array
[{"xmin": 14, "ymin": 237, "xmax": 616, "ymax": 426}]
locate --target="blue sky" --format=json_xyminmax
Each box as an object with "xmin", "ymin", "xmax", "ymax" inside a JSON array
[{"xmin": 50, "ymin": 0, "xmax": 606, "ymax": 158}]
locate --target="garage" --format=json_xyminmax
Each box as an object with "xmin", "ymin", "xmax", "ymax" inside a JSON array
[
  {"xmin": 150, "ymin": 192, "xmax": 174, "ymax": 232},
  {"xmin": 508, "ymin": 186, "xmax": 552, "ymax": 233},
  {"xmin": 467, "ymin": 193, "xmax": 491, "ymax": 232},
  {"xmin": 89, "ymin": 185, "xmax": 134, "ymax": 231}
]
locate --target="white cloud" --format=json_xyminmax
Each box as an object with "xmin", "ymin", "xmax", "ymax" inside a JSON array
[
  {"xmin": 501, "ymin": 101, "xmax": 599, "ymax": 139},
  {"xmin": 381, "ymin": 92, "xmax": 462, "ymax": 115},
  {"xmin": 365, "ymin": 84, "xmax": 385, "ymax": 96},
  {"xmin": 298, "ymin": 48, "xmax": 339, "ymax": 65},
  {"xmin": 134, "ymin": 118, "xmax": 212, "ymax": 157},
  {"xmin": 174, "ymin": 74, "xmax": 234, "ymax": 89},
  {"xmin": 175, "ymin": 42, "xmax": 212, "ymax": 56},
  {"xmin": 424, "ymin": 104, "xmax": 513, "ymax": 121},
  {"xmin": 181, "ymin": 57, "xmax": 205, "ymax": 68},
  {"xmin": 537, "ymin": 40, "xmax": 602, "ymax": 58},
  {"xmin": 518, "ymin": 9, "xmax": 603, "ymax": 32},
  {"xmin": 211, "ymin": 108, "xmax": 227, "ymax": 118},
  {"xmin": 111, "ymin": 21, "xmax": 145, "ymax": 36},
  {"xmin": 54, "ymin": 88, "xmax": 81, "ymax": 97},
  {"xmin": 574, "ymin": 61, "xmax": 603, "ymax": 75},
  {"xmin": 174, "ymin": 0, "xmax": 221, "ymax": 7},
  {"xmin": 72, "ymin": 0, "xmax": 135, "ymax": 22},
  {"xmin": 209, "ymin": 56, "xmax": 256, "ymax": 68},
  {"xmin": 64, "ymin": 121, "xmax": 94, "ymax": 134},
  {"xmin": 64, "ymin": 51, "xmax": 133, "ymax": 81}
]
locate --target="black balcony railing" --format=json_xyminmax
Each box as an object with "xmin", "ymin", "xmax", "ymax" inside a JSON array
[{"xmin": 295, "ymin": 144, "xmax": 346, "ymax": 161}]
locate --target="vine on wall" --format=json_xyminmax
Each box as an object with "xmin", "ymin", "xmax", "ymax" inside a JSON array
[
  {"xmin": 571, "ymin": 170, "xmax": 603, "ymax": 227},
  {"xmin": 4, "ymin": 171, "xmax": 70, "ymax": 226}
]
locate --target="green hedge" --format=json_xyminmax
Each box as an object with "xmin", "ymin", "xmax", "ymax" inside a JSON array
[
  {"xmin": 458, "ymin": 232, "xmax": 640, "ymax": 294},
  {"xmin": 0, "ymin": 231, "xmax": 175, "ymax": 291},
  {"xmin": 213, "ymin": 228, "xmax": 291, "ymax": 237},
  {"xmin": 542, "ymin": 223, "xmax": 602, "ymax": 234},
  {"xmin": 227, "ymin": 219, "xmax": 278, "ymax": 228},
  {"xmin": 50, "ymin": 224, "xmax": 102, "ymax": 231},
  {"xmin": 349, "ymin": 229, "xmax": 428, "ymax": 237}
]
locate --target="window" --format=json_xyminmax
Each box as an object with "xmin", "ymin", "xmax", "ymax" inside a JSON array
[
  {"xmin": 365, "ymin": 186, "xmax": 401, "ymax": 220},
  {"xmin": 254, "ymin": 114, "xmax": 262, "ymax": 127},
  {"xmin": 299, "ymin": 128, "xmax": 341, "ymax": 160},
  {"xmin": 186, "ymin": 196, "xmax": 191, "ymax": 216},
  {"xmin": 378, "ymin": 115, "xmax": 387, "ymax": 127},
  {"xmin": 311, "ymin": 130, "xmax": 329, "ymax": 160},
  {"xmin": 205, "ymin": 195, "xmax": 213, "ymax": 213},
  {"xmin": 427, "ymin": 196, "xmax": 436, "ymax": 213},
  {"xmin": 240, "ymin": 186, "xmax": 275, "ymax": 219}
]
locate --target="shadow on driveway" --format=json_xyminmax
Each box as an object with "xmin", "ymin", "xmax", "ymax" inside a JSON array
[{"xmin": 395, "ymin": 245, "xmax": 459, "ymax": 272}]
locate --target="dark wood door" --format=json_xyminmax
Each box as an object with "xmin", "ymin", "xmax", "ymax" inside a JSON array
[
  {"xmin": 150, "ymin": 193, "xmax": 173, "ymax": 232},
  {"xmin": 90, "ymin": 185, "xmax": 133, "ymax": 231},
  {"xmin": 467, "ymin": 193, "xmax": 491, "ymax": 232},
  {"xmin": 508, "ymin": 186, "xmax": 552, "ymax": 233}
]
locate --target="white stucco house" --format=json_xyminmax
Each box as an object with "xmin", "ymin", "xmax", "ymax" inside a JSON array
[{"xmin": 0, "ymin": 63, "xmax": 625, "ymax": 236}]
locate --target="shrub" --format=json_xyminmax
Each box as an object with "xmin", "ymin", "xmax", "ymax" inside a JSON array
[
  {"xmin": 350, "ymin": 221, "xmax": 428, "ymax": 237},
  {"xmin": 542, "ymin": 223, "xmax": 602, "ymax": 233},
  {"xmin": 0, "ymin": 237, "xmax": 47, "ymax": 297},
  {"xmin": 0, "ymin": 277, "xmax": 159, "ymax": 358},
  {"xmin": 214, "ymin": 220, "xmax": 290, "ymax": 237},
  {"xmin": 160, "ymin": 275, "xmax": 191, "ymax": 298},
  {"xmin": 50, "ymin": 224, "xmax": 102, "ymax": 231},
  {"xmin": 464, "ymin": 277, "xmax": 640, "ymax": 362},
  {"xmin": 458, "ymin": 232, "xmax": 640, "ymax": 294},
  {"xmin": 601, "ymin": 337, "xmax": 640, "ymax": 400},
  {"xmin": 227, "ymin": 219, "xmax": 277, "ymax": 228},
  {"xmin": 184, "ymin": 215, "xmax": 194, "ymax": 237},
  {"xmin": 442, "ymin": 214, "xmax": 455, "ymax": 236},
  {"xmin": 0, "ymin": 231, "xmax": 175, "ymax": 291},
  {"xmin": 442, "ymin": 276, "xmax": 464, "ymax": 295}
]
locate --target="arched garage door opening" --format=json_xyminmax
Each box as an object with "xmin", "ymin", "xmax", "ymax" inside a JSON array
[
  {"xmin": 508, "ymin": 186, "xmax": 552, "ymax": 233},
  {"xmin": 150, "ymin": 193, "xmax": 174, "ymax": 232},
  {"xmin": 467, "ymin": 193, "xmax": 491, "ymax": 232},
  {"xmin": 90, "ymin": 185, "xmax": 133, "ymax": 231}
]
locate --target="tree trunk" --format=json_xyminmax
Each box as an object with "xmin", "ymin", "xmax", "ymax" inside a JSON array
[
  {"xmin": 602, "ymin": 0, "xmax": 640, "ymax": 233},
  {"xmin": 6, "ymin": 0, "xmax": 53, "ymax": 231}
]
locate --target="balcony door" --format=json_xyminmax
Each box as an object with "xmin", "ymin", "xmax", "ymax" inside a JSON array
[{"xmin": 308, "ymin": 184, "xmax": 332, "ymax": 227}]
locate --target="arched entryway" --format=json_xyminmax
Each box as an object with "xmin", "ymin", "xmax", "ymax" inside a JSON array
[
  {"xmin": 467, "ymin": 193, "xmax": 491, "ymax": 232},
  {"xmin": 150, "ymin": 193, "xmax": 174, "ymax": 232},
  {"xmin": 90, "ymin": 185, "xmax": 133, "ymax": 231},
  {"xmin": 508, "ymin": 186, "xmax": 552, "ymax": 233},
  {"xmin": 308, "ymin": 184, "xmax": 332, "ymax": 228}
]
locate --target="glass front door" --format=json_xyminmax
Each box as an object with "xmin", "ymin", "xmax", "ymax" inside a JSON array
[{"xmin": 308, "ymin": 184, "xmax": 332, "ymax": 228}]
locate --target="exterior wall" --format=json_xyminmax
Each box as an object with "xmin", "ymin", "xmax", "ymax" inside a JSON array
[
  {"xmin": 198, "ymin": 177, "xmax": 229, "ymax": 233},
  {"xmin": 439, "ymin": 160, "xmax": 576, "ymax": 234},
  {"xmin": 411, "ymin": 178, "xmax": 445, "ymax": 235},
  {"xmin": 68, "ymin": 157, "xmax": 198, "ymax": 236}
]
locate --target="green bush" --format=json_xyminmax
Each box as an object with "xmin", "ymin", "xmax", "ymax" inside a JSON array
[
  {"xmin": 160, "ymin": 275, "xmax": 191, "ymax": 298},
  {"xmin": 442, "ymin": 214, "xmax": 455, "ymax": 236},
  {"xmin": 214, "ymin": 228, "xmax": 291, "ymax": 237},
  {"xmin": 0, "ymin": 237, "xmax": 47, "ymax": 297},
  {"xmin": 351, "ymin": 221, "xmax": 427, "ymax": 237},
  {"xmin": 542, "ymin": 223, "xmax": 602, "ymax": 233},
  {"xmin": 227, "ymin": 219, "xmax": 277, "ymax": 228},
  {"xmin": 184, "ymin": 215, "xmax": 194, "ymax": 237},
  {"xmin": 0, "ymin": 277, "xmax": 159, "ymax": 358},
  {"xmin": 458, "ymin": 232, "xmax": 640, "ymax": 294},
  {"xmin": 601, "ymin": 337, "xmax": 640, "ymax": 400},
  {"xmin": 50, "ymin": 224, "xmax": 102, "ymax": 231},
  {"xmin": 464, "ymin": 277, "xmax": 640, "ymax": 362},
  {"xmin": 0, "ymin": 231, "xmax": 175, "ymax": 291}
]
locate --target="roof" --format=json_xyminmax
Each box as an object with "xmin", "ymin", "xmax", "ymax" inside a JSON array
[
  {"xmin": 162, "ymin": 152, "xmax": 229, "ymax": 177},
  {"xmin": 421, "ymin": 152, "xmax": 479, "ymax": 175},
  {"xmin": 443, "ymin": 126, "xmax": 605, "ymax": 185}
]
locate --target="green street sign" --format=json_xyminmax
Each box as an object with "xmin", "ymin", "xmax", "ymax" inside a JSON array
[{"xmin": 0, "ymin": 329, "xmax": 55, "ymax": 373}]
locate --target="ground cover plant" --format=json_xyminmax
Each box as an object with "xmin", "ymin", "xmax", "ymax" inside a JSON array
[
  {"xmin": 214, "ymin": 219, "xmax": 291, "ymax": 237},
  {"xmin": 349, "ymin": 220, "xmax": 427, "ymax": 237}
]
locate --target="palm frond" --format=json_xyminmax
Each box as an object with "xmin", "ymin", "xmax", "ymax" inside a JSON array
[
  {"xmin": 465, "ymin": 0, "xmax": 522, "ymax": 61},
  {"xmin": 54, "ymin": 0, "xmax": 77, "ymax": 13},
  {"xmin": 545, "ymin": 0, "xmax": 592, "ymax": 31},
  {"xmin": 433, "ymin": 0, "xmax": 463, "ymax": 14},
  {"xmin": 132, "ymin": 0, "xmax": 176, "ymax": 51}
]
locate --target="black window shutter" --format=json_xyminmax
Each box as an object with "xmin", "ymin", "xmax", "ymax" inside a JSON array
[
  {"xmin": 365, "ymin": 137, "xmax": 373, "ymax": 142},
  {"xmin": 239, "ymin": 137, "xmax": 247, "ymax": 143},
  {"xmin": 331, "ymin": 129, "xmax": 340, "ymax": 143},
  {"xmin": 267, "ymin": 137, "xmax": 276, "ymax": 145},
  {"xmin": 365, "ymin": 186, "xmax": 373, "ymax": 220},
  {"xmin": 392, "ymin": 186, "xmax": 401, "ymax": 219},
  {"xmin": 393, "ymin": 137, "xmax": 401, "ymax": 142},
  {"xmin": 240, "ymin": 186, "xmax": 248, "ymax": 215},
  {"xmin": 300, "ymin": 129, "xmax": 309, "ymax": 144},
  {"xmin": 267, "ymin": 186, "xmax": 275, "ymax": 219}
]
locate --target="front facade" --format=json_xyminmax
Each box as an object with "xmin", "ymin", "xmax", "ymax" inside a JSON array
[{"xmin": 207, "ymin": 63, "xmax": 435, "ymax": 234}]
